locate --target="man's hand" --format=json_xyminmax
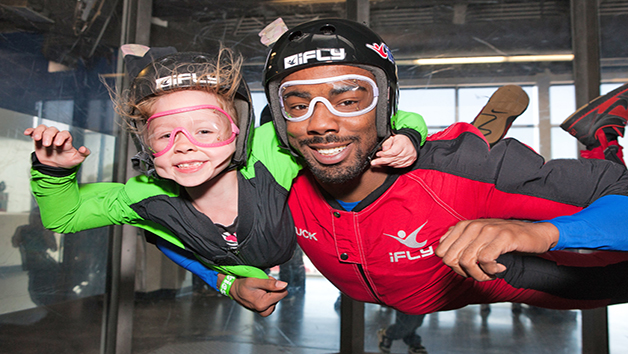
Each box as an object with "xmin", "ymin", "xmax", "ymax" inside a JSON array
[
  {"xmin": 228, "ymin": 276, "xmax": 288, "ymax": 317},
  {"xmin": 371, "ymin": 134, "xmax": 417, "ymax": 168},
  {"xmin": 435, "ymin": 219, "xmax": 559, "ymax": 281},
  {"xmin": 24, "ymin": 125, "xmax": 90, "ymax": 168}
]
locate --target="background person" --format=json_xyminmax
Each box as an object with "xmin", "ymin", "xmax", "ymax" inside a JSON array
[{"xmin": 12, "ymin": 208, "xmax": 60, "ymax": 306}]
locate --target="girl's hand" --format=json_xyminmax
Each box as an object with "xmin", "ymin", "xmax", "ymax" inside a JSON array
[
  {"xmin": 371, "ymin": 134, "xmax": 417, "ymax": 168},
  {"xmin": 24, "ymin": 125, "xmax": 90, "ymax": 169}
]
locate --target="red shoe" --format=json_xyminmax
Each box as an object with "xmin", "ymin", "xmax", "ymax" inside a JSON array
[
  {"xmin": 560, "ymin": 83, "xmax": 628, "ymax": 148},
  {"xmin": 471, "ymin": 85, "xmax": 529, "ymax": 147},
  {"xmin": 579, "ymin": 130, "xmax": 625, "ymax": 165}
]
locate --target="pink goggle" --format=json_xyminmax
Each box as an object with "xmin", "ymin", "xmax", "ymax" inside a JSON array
[{"xmin": 146, "ymin": 105, "xmax": 239, "ymax": 157}]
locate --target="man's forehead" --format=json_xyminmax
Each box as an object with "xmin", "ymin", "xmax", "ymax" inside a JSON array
[{"xmin": 282, "ymin": 65, "xmax": 374, "ymax": 83}]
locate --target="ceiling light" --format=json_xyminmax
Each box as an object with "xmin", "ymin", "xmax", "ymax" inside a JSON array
[{"xmin": 396, "ymin": 54, "xmax": 574, "ymax": 66}]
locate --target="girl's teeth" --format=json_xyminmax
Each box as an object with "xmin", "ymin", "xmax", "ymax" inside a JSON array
[
  {"xmin": 317, "ymin": 145, "xmax": 347, "ymax": 156},
  {"xmin": 177, "ymin": 162, "xmax": 203, "ymax": 168}
]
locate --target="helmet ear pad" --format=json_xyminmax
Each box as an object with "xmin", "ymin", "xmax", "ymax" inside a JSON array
[
  {"xmin": 232, "ymin": 95, "xmax": 254, "ymax": 167},
  {"xmin": 268, "ymin": 64, "xmax": 393, "ymax": 157},
  {"xmin": 267, "ymin": 78, "xmax": 289, "ymax": 152}
]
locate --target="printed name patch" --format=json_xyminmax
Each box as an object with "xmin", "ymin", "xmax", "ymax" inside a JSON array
[
  {"xmin": 155, "ymin": 73, "xmax": 217, "ymax": 91},
  {"xmin": 283, "ymin": 48, "xmax": 346, "ymax": 69}
]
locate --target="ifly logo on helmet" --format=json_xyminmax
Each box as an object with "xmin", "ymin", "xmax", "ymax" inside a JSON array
[
  {"xmin": 366, "ymin": 42, "xmax": 395, "ymax": 64},
  {"xmin": 283, "ymin": 48, "xmax": 346, "ymax": 69},
  {"xmin": 155, "ymin": 73, "xmax": 218, "ymax": 91}
]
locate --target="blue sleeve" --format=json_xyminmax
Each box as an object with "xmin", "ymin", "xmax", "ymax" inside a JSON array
[
  {"xmin": 155, "ymin": 238, "xmax": 219, "ymax": 291},
  {"xmin": 547, "ymin": 194, "xmax": 628, "ymax": 251}
]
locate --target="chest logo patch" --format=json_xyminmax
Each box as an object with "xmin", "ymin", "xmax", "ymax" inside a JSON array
[{"xmin": 384, "ymin": 220, "xmax": 428, "ymax": 248}]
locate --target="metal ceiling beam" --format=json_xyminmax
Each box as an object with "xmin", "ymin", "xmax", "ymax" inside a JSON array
[{"xmin": 346, "ymin": 0, "xmax": 369, "ymax": 26}]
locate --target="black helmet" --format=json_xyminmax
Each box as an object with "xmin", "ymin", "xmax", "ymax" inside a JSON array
[
  {"xmin": 262, "ymin": 18, "xmax": 399, "ymax": 153},
  {"xmin": 125, "ymin": 49, "xmax": 254, "ymax": 175}
]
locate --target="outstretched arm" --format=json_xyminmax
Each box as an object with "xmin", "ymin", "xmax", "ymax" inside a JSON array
[
  {"xmin": 156, "ymin": 238, "xmax": 288, "ymax": 316},
  {"xmin": 548, "ymin": 194, "xmax": 628, "ymax": 250},
  {"xmin": 156, "ymin": 238, "xmax": 220, "ymax": 290},
  {"xmin": 27, "ymin": 124, "xmax": 129, "ymax": 233},
  {"xmin": 436, "ymin": 195, "xmax": 628, "ymax": 281}
]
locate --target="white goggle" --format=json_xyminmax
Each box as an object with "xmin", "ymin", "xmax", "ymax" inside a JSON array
[{"xmin": 278, "ymin": 74, "xmax": 379, "ymax": 122}]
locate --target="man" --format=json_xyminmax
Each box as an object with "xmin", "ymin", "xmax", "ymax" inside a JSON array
[{"xmin": 258, "ymin": 18, "xmax": 628, "ymax": 316}]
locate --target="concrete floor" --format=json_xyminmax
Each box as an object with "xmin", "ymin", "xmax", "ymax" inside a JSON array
[{"xmin": 2, "ymin": 274, "xmax": 628, "ymax": 354}]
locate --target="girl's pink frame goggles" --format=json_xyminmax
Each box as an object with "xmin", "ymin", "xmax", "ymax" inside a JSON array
[{"xmin": 146, "ymin": 104, "xmax": 240, "ymax": 157}]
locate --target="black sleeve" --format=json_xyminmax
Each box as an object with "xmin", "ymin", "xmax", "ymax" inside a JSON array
[{"xmin": 497, "ymin": 253, "xmax": 628, "ymax": 304}]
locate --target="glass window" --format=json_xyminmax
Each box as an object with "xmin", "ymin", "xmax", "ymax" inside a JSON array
[
  {"xmin": 1, "ymin": 113, "xmax": 114, "ymax": 353},
  {"xmin": 399, "ymin": 88, "xmax": 456, "ymax": 129},
  {"xmin": 0, "ymin": 6, "xmax": 118, "ymax": 352},
  {"xmin": 459, "ymin": 87, "xmax": 504, "ymax": 124},
  {"xmin": 549, "ymin": 85, "xmax": 578, "ymax": 159},
  {"xmin": 251, "ymin": 91, "xmax": 269, "ymax": 127}
]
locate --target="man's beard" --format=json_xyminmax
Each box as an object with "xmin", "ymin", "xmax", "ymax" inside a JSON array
[{"xmin": 296, "ymin": 134, "xmax": 378, "ymax": 185}]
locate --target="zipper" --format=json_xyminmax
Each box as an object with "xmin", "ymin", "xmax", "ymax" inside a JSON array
[{"xmin": 357, "ymin": 264, "xmax": 382, "ymax": 303}]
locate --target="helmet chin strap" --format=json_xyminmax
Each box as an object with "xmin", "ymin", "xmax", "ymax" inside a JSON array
[{"xmin": 366, "ymin": 132, "xmax": 391, "ymax": 163}]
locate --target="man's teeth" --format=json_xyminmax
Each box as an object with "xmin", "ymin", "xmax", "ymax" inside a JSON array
[
  {"xmin": 177, "ymin": 162, "xmax": 203, "ymax": 168},
  {"xmin": 317, "ymin": 145, "xmax": 347, "ymax": 156}
]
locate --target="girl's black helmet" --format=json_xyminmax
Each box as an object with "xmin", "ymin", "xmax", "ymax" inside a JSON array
[
  {"xmin": 262, "ymin": 18, "xmax": 399, "ymax": 152},
  {"xmin": 125, "ymin": 49, "xmax": 254, "ymax": 175}
]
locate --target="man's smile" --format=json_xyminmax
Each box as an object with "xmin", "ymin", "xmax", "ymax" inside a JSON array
[
  {"xmin": 308, "ymin": 142, "xmax": 352, "ymax": 165},
  {"xmin": 299, "ymin": 135, "xmax": 359, "ymax": 165},
  {"xmin": 315, "ymin": 144, "xmax": 348, "ymax": 156}
]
